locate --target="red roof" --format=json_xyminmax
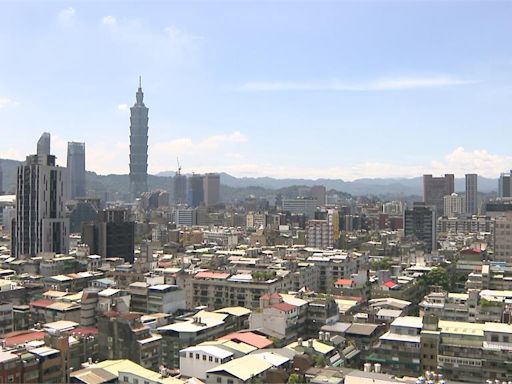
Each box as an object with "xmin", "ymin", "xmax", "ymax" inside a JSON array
[
  {"xmin": 2, "ymin": 330, "xmax": 46, "ymax": 347},
  {"xmin": 30, "ymin": 299, "xmax": 55, "ymax": 308},
  {"xmin": 335, "ymin": 279, "xmax": 353, "ymax": 286},
  {"xmin": 219, "ymin": 331, "xmax": 273, "ymax": 349},
  {"xmin": 271, "ymin": 302, "xmax": 297, "ymax": 312},
  {"xmin": 195, "ymin": 271, "xmax": 230, "ymax": 280},
  {"xmin": 384, "ymin": 280, "xmax": 398, "ymax": 289},
  {"xmin": 270, "ymin": 293, "xmax": 282, "ymax": 299},
  {"xmin": 260, "ymin": 293, "xmax": 270, "ymax": 300},
  {"xmin": 70, "ymin": 327, "xmax": 98, "ymax": 337}
]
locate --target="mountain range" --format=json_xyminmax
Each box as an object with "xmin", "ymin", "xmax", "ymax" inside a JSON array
[{"xmin": 1, "ymin": 158, "xmax": 499, "ymax": 198}]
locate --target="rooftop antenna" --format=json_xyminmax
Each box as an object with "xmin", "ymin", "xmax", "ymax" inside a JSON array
[
  {"xmin": 138, "ymin": 75, "xmax": 142, "ymax": 89},
  {"xmin": 176, "ymin": 157, "xmax": 182, "ymax": 176}
]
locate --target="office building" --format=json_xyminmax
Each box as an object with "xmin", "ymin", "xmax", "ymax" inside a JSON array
[
  {"xmin": 282, "ymin": 197, "xmax": 317, "ymax": 218},
  {"xmin": 129, "ymin": 77, "xmax": 149, "ymax": 201},
  {"xmin": 203, "ymin": 173, "xmax": 220, "ymax": 206},
  {"xmin": 499, "ymin": 170, "xmax": 512, "ymax": 198},
  {"xmin": 82, "ymin": 208, "xmax": 135, "ymax": 263},
  {"xmin": 465, "ymin": 173, "xmax": 478, "ymax": 215},
  {"xmin": 13, "ymin": 133, "xmax": 69, "ymax": 257},
  {"xmin": 443, "ymin": 193, "xmax": 465, "ymax": 218},
  {"xmin": 188, "ymin": 174, "xmax": 204, "ymax": 207},
  {"xmin": 67, "ymin": 141, "xmax": 86, "ymax": 199},
  {"xmin": 173, "ymin": 173, "xmax": 187, "ymax": 205},
  {"xmin": 404, "ymin": 202, "xmax": 436, "ymax": 252},
  {"xmin": 423, "ymin": 174, "xmax": 454, "ymax": 215}
]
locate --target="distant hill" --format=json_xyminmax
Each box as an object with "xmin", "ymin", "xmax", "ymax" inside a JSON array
[
  {"xmin": 163, "ymin": 171, "xmax": 499, "ymax": 196},
  {"xmin": 1, "ymin": 157, "xmax": 499, "ymax": 198}
]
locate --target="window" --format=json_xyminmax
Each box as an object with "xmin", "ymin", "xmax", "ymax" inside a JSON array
[
  {"xmin": 196, "ymin": 354, "xmax": 200, "ymax": 360},
  {"xmin": 203, "ymin": 355, "xmax": 207, "ymax": 361},
  {"xmin": 209, "ymin": 356, "xmax": 213, "ymax": 362},
  {"xmin": 491, "ymin": 335, "xmax": 499, "ymax": 342},
  {"xmin": 134, "ymin": 379, "xmax": 139, "ymax": 384},
  {"xmin": 227, "ymin": 380, "xmax": 234, "ymax": 384},
  {"xmin": 216, "ymin": 378, "xmax": 222, "ymax": 383},
  {"xmin": 215, "ymin": 358, "xmax": 219, "ymax": 363},
  {"xmin": 189, "ymin": 353, "xmax": 193, "ymax": 358}
]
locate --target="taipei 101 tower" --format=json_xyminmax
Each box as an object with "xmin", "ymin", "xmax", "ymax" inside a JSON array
[{"xmin": 129, "ymin": 77, "xmax": 149, "ymax": 201}]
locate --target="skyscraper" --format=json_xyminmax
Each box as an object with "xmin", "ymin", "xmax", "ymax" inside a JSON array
[
  {"xmin": 129, "ymin": 77, "xmax": 149, "ymax": 201},
  {"xmin": 13, "ymin": 133, "xmax": 69, "ymax": 257},
  {"xmin": 465, "ymin": 173, "xmax": 478, "ymax": 215},
  {"xmin": 499, "ymin": 171, "xmax": 512, "ymax": 198},
  {"xmin": 36, "ymin": 132, "xmax": 50, "ymax": 156},
  {"xmin": 67, "ymin": 142, "xmax": 86, "ymax": 199},
  {"xmin": 173, "ymin": 174, "xmax": 187, "ymax": 205},
  {"xmin": 423, "ymin": 174, "xmax": 454, "ymax": 216},
  {"xmin": 203, "ymin": 173, "xmax": 220, "ymax": 206},
  {"xmin": 187, "ymin": 174, "xmax": 204, "ymax": 207}
]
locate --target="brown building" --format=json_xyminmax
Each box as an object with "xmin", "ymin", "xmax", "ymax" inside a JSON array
[{"xmin": 423, "ymin": 174, "xmax": 454, "ymax": 216}]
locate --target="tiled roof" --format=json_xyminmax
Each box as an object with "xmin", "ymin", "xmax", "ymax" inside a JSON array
[
  {"xmin": 3, "ymin": 330, "xmax": 46, "ymax": 347},
  {"xmin": 271, "ymin": 302, "xmax": 297, "ymax": 313},
  {"xmin": 219, "ymin": 331, "xmax": 273, "ymax": 349},
  {"xmin": 335, "ymin": 279, "xmax": 353, "ymax": 286},
  {"xmin": 30, "ymin": 299, "xmax": 55, "ymax": 308},
  {"xmin": 383, "ymin": 280, "xmax": 398, "ymax": 289}
]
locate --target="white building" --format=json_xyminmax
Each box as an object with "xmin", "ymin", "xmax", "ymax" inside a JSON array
[
  {"xmin": 443, "ymin": 193, "xmax": 465, "ymax": 218},
  {"xmin": 179, "ymin": 345, "xmax": 233, "ymax": 380},
  {"xmin": 282, "ymin": 198, "xmax": 317, "ymax": 218}
]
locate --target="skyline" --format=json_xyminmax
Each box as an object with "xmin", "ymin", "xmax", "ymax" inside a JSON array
[{"xmin": 1, "ymin": 2, "xmax": 512, "ymax": 180}]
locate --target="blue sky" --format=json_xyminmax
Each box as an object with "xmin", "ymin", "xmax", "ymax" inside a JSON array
[{"xmin": 1, "ymin": 1, "xmax": 512, "ymax": 180}]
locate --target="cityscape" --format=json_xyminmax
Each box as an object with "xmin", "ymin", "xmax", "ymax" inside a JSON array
[{"xmin": 2, "ymin": 2, "xmax": 512, "ymax": 384}]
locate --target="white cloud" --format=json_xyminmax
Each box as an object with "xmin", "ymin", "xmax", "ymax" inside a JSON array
[
  {"xmin": 102, "ymin": 16, "xmax": 117, "ymax": 25},
  {"xmin": 153, "ymin": 131, "xmax": 248, "ymax": 155},
  {"xmin": 58, "ymin": 7, "xmax": 76, "ymax": 25},
  {"xmin": 0, "ymin": 97, "xmax": 18, "ymax": 109},
  {"xmin": 239, "ymin": 76, "xmax": 475, "ymax": 92},
  {"xmin": 117, "ymin": 103, "xmax": 128, "ymax": 111},
  {"xmin": 164, "ymin": 25, "xmax": 204, "ymax": 45}
]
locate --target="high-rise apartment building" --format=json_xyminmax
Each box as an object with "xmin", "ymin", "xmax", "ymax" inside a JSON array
[
  {"xmin": 67, "ymin": 142, "xmax": 86, "ymax": 199},
  {"xmin": 173, "ymin": 174, "xmax": 187, "ymax": 205},
  {"xmin": 129, "ymin": 78, "xmax": 149, "ymax": 201},
  {"xmin": 499, "ymin": 171, "xmax": 512, "ymax": 198},
  {"xmin": 203, "ymin": 173, "xmax": 220, "ymax": 206},
  {"xmin": 404, "ymin": 202, "xmax": 436, "ymax": 253},
  {"xmin": 465, "ymin": 173, "xmax": 478, "ymax": 215},
  {"xmin": 13, "ymin": 133, "xmax": 69, "ymax": 257},
  {"xmin": 443, "ymin": 193, "xmax": 465, "ymax": 218},
  {"xmin": 82, "ymin": 208, "xmax": 135, "ymax": 263},
  {"xmin": 187, "ymin": 174, "xmax": 204, "ymax": 207},
  {"xmin": 423, "ymin": 174, "xmax": 454, "ymax": 216}
]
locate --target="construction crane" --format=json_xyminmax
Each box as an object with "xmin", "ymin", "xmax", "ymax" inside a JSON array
[{"xmin": 176, "ymin": 157, "xmax": 182, "ymax": 176}]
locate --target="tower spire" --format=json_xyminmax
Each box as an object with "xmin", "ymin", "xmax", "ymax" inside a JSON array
[{"xmin": 139, "ymin": 75, "xmax": 142, "ymax": 89}]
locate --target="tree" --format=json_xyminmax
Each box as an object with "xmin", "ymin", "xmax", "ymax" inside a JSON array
[
  {"xmin": 371, "ymin": 257, "xmax": 392, "ymax": 271},
  {"xmin": 287, "ymin": 374, "xmax": 301, "ymax": 384},
  {"xmin": 421, "ymin": 267, "xmax": 449, "ymax": 291}
]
